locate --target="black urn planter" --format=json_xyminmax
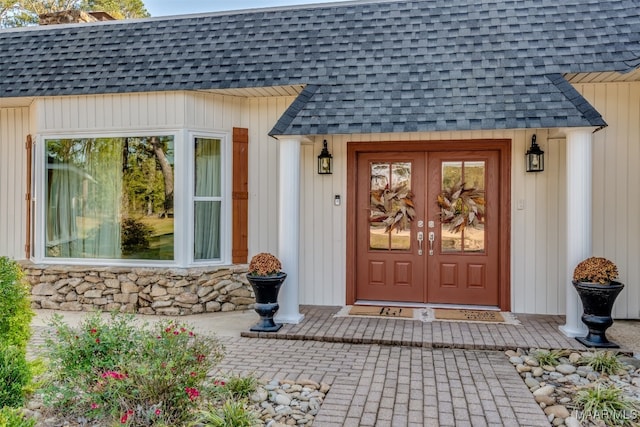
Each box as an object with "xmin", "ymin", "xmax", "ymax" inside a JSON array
[
  {"xmin": 247, "ymin": 272, "xmax": 286, "ymax": 332},
  {"xmin": 573, "ymin": 280, "xmax": 624, "ymax": 348}
]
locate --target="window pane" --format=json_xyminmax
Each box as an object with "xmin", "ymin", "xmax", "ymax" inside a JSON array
[
  {"xmin": 439, "ymin": 160, "xmax": 486, "ymax": 253},
  {"xmin": 194, "ymin": 201, "xmax": 221, "ymax": 260},
  {"xmin": 462, "ymin": 161, "xmax": 485, "ymax": 252},
  {"xmin": 441, "ymin": 161, "xmax": 462, "ymax": 253},
  {"xmin": 369, "ymin": 161, "xmax": 413, "ymax": 251},
  {"xmin": 195, "ymin": 138, "xmax": 221, "ymax": 197},
  {"xmin": 45, "ymin": 136, "xmax": 174, "ymax": 260},
  {"xmin": 369, "ymin": 162, "xmax": 390, "ymax": 250}
]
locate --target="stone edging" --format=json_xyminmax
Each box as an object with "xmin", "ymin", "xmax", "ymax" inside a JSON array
[{"xmin": 21, "ymin": 262, "xmax": 254, "ymax": 316}]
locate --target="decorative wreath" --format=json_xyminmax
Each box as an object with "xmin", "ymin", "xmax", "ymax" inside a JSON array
[
  {"xmin": 369, "ymin": 183, "xmax": 416, "ymax": 233},
  {"xmin": 437, "ymin": 181, "xmax": 485, "ymax": 233}
]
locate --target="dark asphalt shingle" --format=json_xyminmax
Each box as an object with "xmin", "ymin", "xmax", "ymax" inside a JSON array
[{"xmin": 0, "ymin": 0, "xmax": 638, "ymax": 135}]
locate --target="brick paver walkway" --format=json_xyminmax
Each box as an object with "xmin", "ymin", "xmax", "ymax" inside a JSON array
[
  {"xmin": 217, "ymin": 337, "xmax": 549, "ymax": 427},
  {"xmin": 29, "ymin": 306, "xmax": 601, "ymax": 426}
]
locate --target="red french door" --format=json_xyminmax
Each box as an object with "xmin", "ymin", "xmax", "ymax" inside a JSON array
[{"xmin": 354, "ymin": 147, "xmax": 501, "ymax": 307}]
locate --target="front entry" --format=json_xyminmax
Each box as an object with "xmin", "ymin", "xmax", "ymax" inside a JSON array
[{"xmin": 350, "ymin": 141, "xmax": 508, "ymax": 308}]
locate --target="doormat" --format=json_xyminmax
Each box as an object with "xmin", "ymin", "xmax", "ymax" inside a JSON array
[
  {"xmin": 430, "ymin": 308, "xmax": 519, "ymax": 324},
  {"xmin": 349, "ymin": 305, "xmax": 414, "ymax": 318},
  {"xmin": 333, "ymin": 305, "xmax": 417, "ymax": 319}
]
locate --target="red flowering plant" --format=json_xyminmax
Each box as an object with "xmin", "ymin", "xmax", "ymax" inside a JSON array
[{"xmin": 42, "ymin": 312, "xmax": 225, "ymax": 426}]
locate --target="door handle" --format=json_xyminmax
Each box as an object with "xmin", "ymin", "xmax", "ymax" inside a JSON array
[
  {"xmin": 417, "ymin": 231, "xmax": 424, "ymax": 256},
  {"xmin": 428, "ymin": 231, "xmax": 435, "ymax": 256}
]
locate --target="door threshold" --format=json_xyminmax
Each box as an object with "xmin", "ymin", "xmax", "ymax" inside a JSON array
[{"xmin": 355, "ymin": 300, "xmax": 501, "ymax": 311}]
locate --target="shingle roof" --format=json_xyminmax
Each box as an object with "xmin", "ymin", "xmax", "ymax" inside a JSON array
[{"xmin": 0, "ymin": 0, "xmax": 638, "ymax": 135}]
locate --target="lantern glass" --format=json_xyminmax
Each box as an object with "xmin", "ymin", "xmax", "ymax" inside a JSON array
[
  {"xmin": 525, "ymin": 135, "xmax": 544, "ymax": 172},
  {"xmin": 317, "ymin": 140, "xmax": 333, "ymax": 174}
]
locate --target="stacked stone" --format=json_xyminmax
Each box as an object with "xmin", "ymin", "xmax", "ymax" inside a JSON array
[
  {"xmin": 22, "ymin": 263, "xmax": 254, "ymax": 315},
  {"xmin": 506, "ymin": 348, "xmax": 640, "ymax": 427}
]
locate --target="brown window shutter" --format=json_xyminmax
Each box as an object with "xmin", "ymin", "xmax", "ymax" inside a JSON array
[
  {"xmin": 232, "ymin": 128, "xmax": 249, "ymax": 264},
  {"xmin": 25, "ymin": 135, "xmax": 32, "ymax": 259}
]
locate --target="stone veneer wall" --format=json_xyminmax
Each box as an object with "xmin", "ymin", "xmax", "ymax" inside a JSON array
[{"xmin": 21, "ymin": 262, "xmax": 254, "ymax": 316}]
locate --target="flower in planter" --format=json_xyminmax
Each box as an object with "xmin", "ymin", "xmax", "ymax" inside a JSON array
[
  {"xmin": 573, "ymin": 257, "xmax": 619, "ymax": 285},
  {"xmin": 248, "ymin": 252, "xmax": 282, "ymax": 276}
]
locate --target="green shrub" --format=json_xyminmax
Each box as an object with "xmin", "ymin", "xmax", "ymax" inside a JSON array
[
  {"xmin": 531, "ymin": 349, "xmax": 565, "ymax": 367},
  {"xmin": 581, "ymin": 350, "xmax": 624, "ymax": 375},
  {"xmin": 121, "ymin": 217, "xmax": 153, "ymax": 254},
  {"xmin": 196, "ymin": 399, "xmax": 259, "ymax": 427},
  {"xmin": 0, "ymin": 257, "xmax": 34, "ymax": 350},
  {"xmin": 574, "ymin": 383, "xmax": 639, "ymax": 427},
  {"xmin": 0, "ymin": 345, "xmax": 32, "ymax": 408},
  {"xmin": 222, "ymin": 375, "xmax": 258, "ymax": 400},
  {"xmin": 0, "ymin": 406, "xmax": 36, "ymax": 427},
  {"xmin": 42, "ymin": 312, "xmax": 225, "ymax": 426}
]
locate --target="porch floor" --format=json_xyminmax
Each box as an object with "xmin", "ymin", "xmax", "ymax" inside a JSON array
[{"xmin": 242, "ymin": 305, "xmax": 637, "ymax": 353}]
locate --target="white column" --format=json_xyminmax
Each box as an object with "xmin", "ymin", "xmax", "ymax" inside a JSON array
[
  {"xmin": 275, "ymin": 137, "xmax": 304, "ymax": 324},
  {"xmin": 560, "ymin": 128, "xmax": 593, "ymax": 337}
]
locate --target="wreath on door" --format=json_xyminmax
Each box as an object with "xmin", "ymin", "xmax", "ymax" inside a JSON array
[
  {"xmin": 437, "ymin": 181, "xmax": 485, "ymax": 233},
  {"xmin": 369, "ymin": 183, "xmax": 416, "ymax": 233}
]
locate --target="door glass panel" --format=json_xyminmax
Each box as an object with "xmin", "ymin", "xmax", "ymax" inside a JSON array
[
  {"xmin": 369, "ymin": 161, "xmax": 414, "ymax": 251},
  {"xmin": 439, "ymin": 161, "xmax": 485, "ymax": 253}
]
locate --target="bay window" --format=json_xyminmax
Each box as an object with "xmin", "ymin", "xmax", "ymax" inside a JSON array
[{"xmin": 40, "ymin": 132, "xmax": 229, "ymax": 265}]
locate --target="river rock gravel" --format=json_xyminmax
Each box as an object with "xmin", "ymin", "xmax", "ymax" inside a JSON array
[
  {"xmin": 507, "ymin": 348, "xmax": 640, "ymax": 427},
  {"xmin": 23, "ymin": 378, "xmax": 329, "ymax": 427}
]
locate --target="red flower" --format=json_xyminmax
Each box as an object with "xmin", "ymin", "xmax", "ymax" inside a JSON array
[
  {"xmin": 90, "ymin": 403, "xmax": 99, "ymax": 409},
  {"xmin": 213, "ymin": 379, "xmax": 226, "ymax": 386},
  {"xmin": 190, "ymin": 371, "xmax": 197, "ymax": 377},
  {"xmin": 120, "ymin": 414, "xmax": 128, "ymax": 424},
  {"xmin": 90, "ymin": 328, "xmax": 97, "ymax": 334},
  {"xmin": 196, "ymin": 354, "xmax": 206, "ymax": 362},
  {"xmin": 180, "ymin": 327, "xmax": 187, "ymax": 332},
  {"xmin": 95, "ymin": 338, "xmax": 100, "ymax": 344},
  {"xmin": 165, "ymin": 327, "xmax": 172, "ymax": 333},
  {"xmin": 185, "ymin": 387, "xmax": 200, "ymax": 401},
  {"xmin": 189, "ymin": 331, "xmax": 195, "ymax": 337},
  {"xmin": 154, "ymin": 408, "xmax": 162, "ymax": 416},
  {"xmin": 173, "ymin": 331, "xmax": 179, "ymax": 335},
  {"xmin": 101, "ymin": 371, "xmax": 127, "ymax": 380}
]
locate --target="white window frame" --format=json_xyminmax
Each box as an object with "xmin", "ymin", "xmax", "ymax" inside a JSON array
[
  {"xmin": 187, "ymin": 131, "xmax": 231, "ymax": 266},
  {"xmin": 32, "ymin": 130, "xmax": 231, "ymax": 267}
]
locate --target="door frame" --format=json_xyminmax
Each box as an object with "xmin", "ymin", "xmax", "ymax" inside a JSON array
[{"xmin": 346, "ymin": 139, "xmax": 512, "ymax": 310}]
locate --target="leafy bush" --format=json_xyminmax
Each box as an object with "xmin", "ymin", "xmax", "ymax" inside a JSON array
[
  {"xmin": 0, "ymin": 345, "xmax": 32, "ymax": 408},
  {"xmin": 42, "ymin": 312, "xmax": 225, "ymax": 426},
  {"xmin": 121, "ymin": 217, "xmax": 153, "ymax": 254},
  {"xmin": 0, "ymin": 406, "xmax": 36, "ymax": 427},
  {"xmin": 0, "ymin": 257, "xmax": 34, "ymax": 350}
]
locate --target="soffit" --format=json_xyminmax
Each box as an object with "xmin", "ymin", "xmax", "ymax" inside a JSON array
[{"xmin": 565, "ymin": 69, "xmax": 640, "ymax": 84}]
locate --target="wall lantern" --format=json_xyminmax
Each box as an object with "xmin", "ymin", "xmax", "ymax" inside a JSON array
[
  {"xmin": 317, "ymin": 139, "xmax": 333, "ymax": 174},
  {"xmin": 525, "ymin": 134, "xmax": 544, "ymax": 172}
]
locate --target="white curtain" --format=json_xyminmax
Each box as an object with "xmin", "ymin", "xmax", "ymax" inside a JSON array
[
  {"xmin": 46, "ymin": 139, "xmax": 123, "ymax": 259},
  {"xmin": 46, "ymin": 163, "xmax": 82, "ymax": 256},
  {"xmin": 194, "ymin": 138, "xmax": 221, "ymax": 260}
]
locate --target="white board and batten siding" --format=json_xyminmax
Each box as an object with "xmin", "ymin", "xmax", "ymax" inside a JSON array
[
  {"xmin": 1, "ymin": 84, "xmax": 638, "ymax": 318},
  {"xmin": 298, "ymin": 130, "xmax": 569, "ymax": 313},
  {"xmin": 576, "ymin": 81, "xmax": 640, "ymax": 319},
  {"xmin": 3, "ymin": 92, "xmax": 291, "ymax": 265},
  {"xmin": 0, "ymin": 107, "xmax": 30, "ymax": 260}
]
